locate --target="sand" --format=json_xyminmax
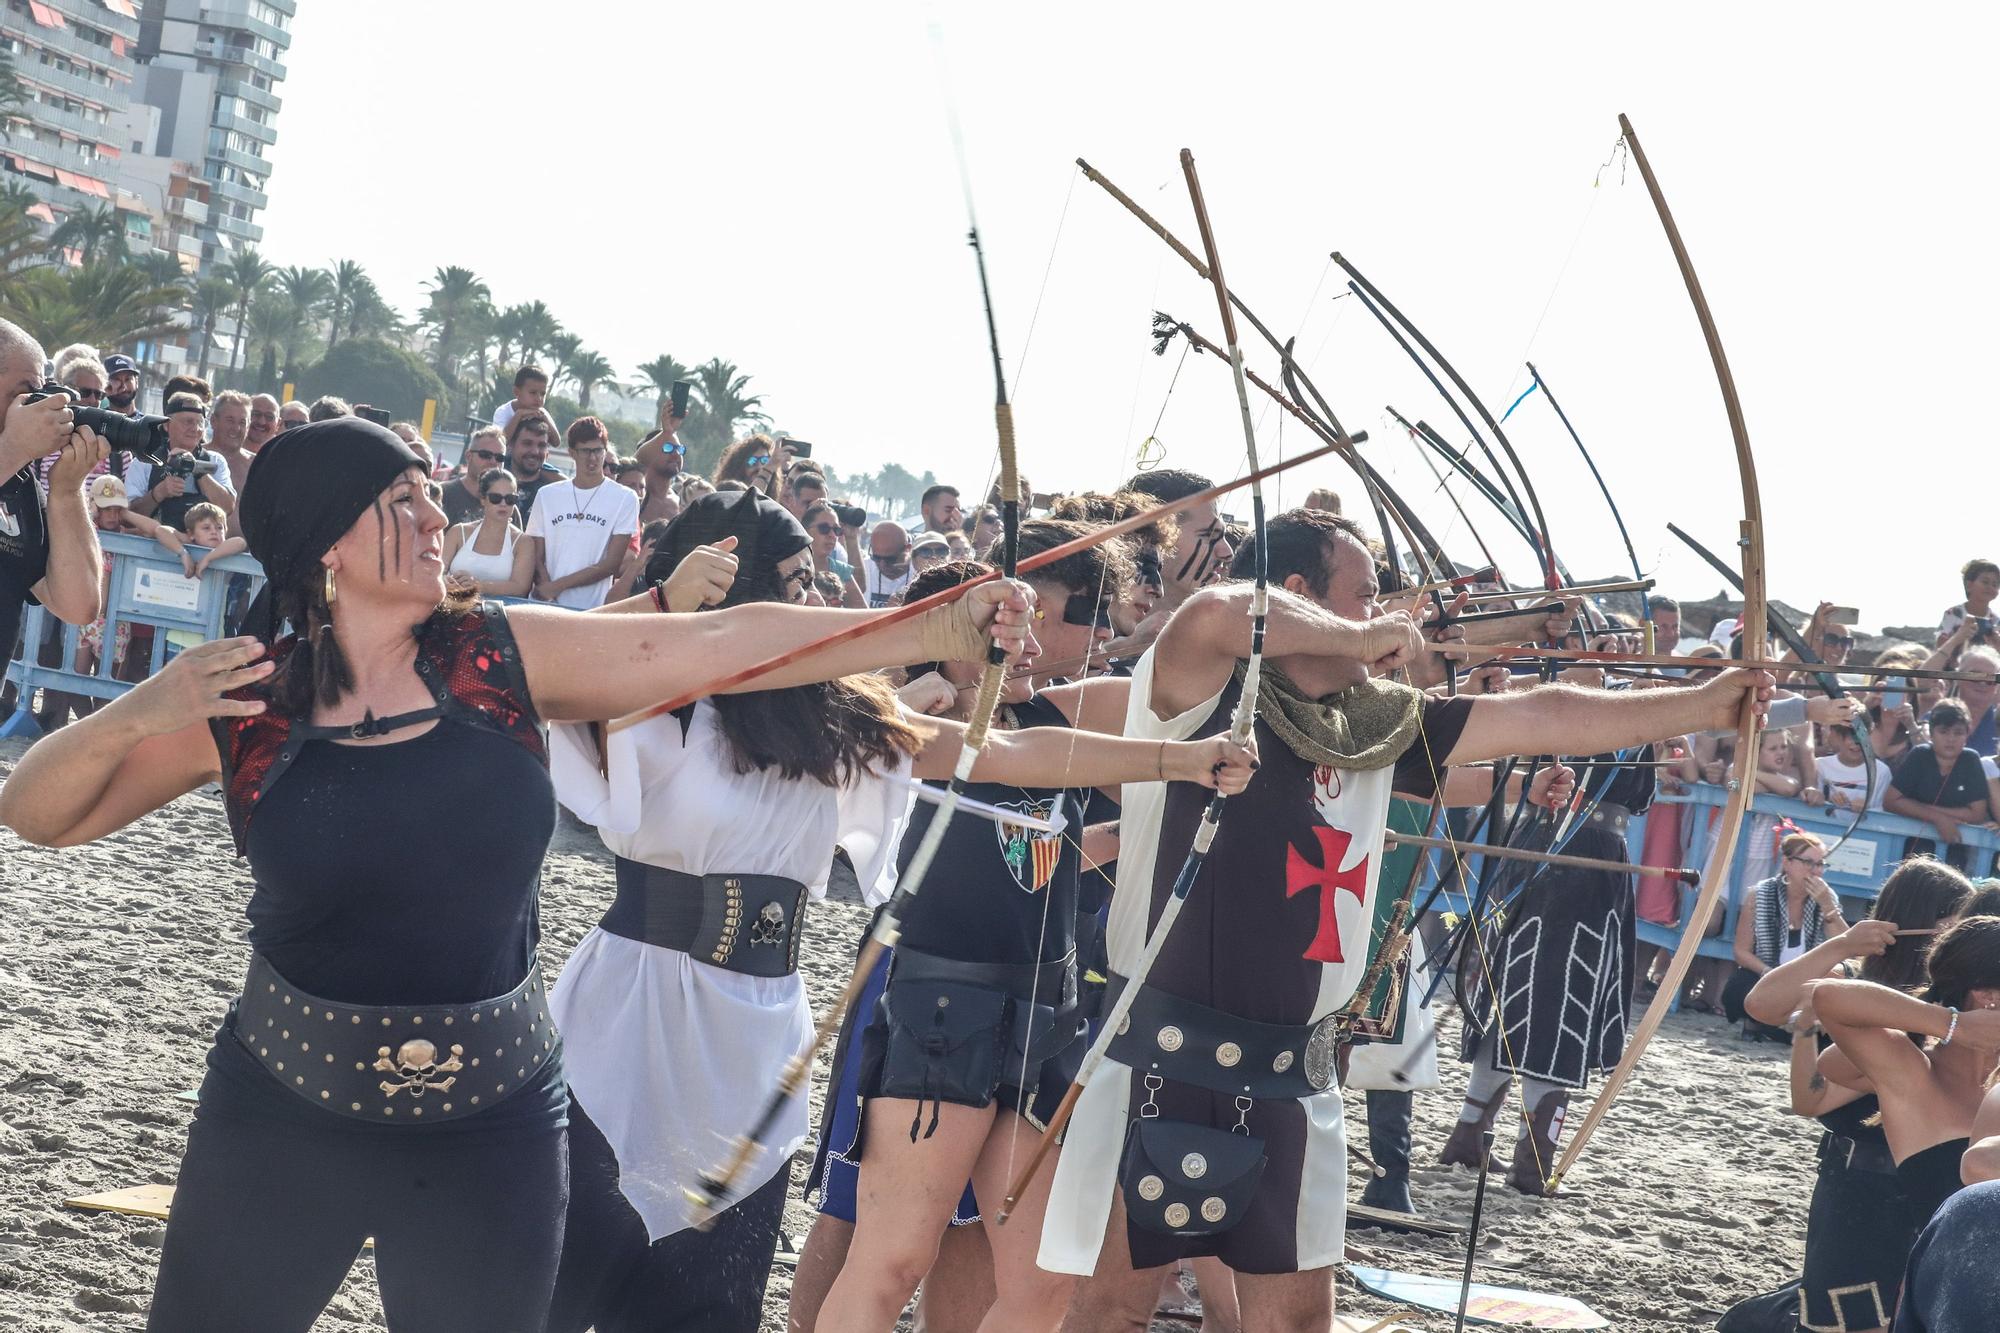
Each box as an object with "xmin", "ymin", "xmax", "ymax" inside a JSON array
[{"xmin": 0, "ymin": 737, "xmax": 1816, "ymax": 1331}]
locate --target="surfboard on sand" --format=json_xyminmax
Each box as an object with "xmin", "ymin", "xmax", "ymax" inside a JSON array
[{"xmin": 1347, "ymin": 1265, "xmax": 1608, "ymax": 1328}]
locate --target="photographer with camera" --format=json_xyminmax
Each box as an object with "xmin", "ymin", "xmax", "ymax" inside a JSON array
[
  {"xmin": 125, "ymin": 393, "xmax": 235, "ymax": 531},
  {"xmin": 0, "ymin": 320, "xmax": 111, "ymax": 679}
]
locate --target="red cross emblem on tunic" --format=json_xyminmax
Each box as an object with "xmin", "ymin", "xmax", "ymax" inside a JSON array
[{"xmin": 1284, "ymin": 827, "xmax": 1371, "ymax": 963}]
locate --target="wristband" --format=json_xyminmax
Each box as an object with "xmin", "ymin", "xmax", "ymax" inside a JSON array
[{"xmin": 1941, "ymin": 1005, "xmax": 1961, "ymax": 1047}]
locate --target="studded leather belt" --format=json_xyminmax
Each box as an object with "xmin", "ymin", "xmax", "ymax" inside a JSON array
[
  {"xmin": 1104, "ymin": 973, "xmax": 1334, "ymax": 1100},
  {"xmin": 604, "ymin": 857, "xmax": 807, "ymax": 978},
  {"xmin": 1582, "ymin": 800, "xmax": 1633, "ymax": 837},
  {"xmin": 233, "ymin": 953, "xmax": 553, "ymax": 1124}
]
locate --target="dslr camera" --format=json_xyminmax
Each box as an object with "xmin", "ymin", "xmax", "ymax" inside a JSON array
[
  {"xmin": 161, "ymin": 449, "xmax": 223, "ymax": 481},
  {"xmin": 22, "ymin": 381, "xmax": 172, "ymax": 465}
]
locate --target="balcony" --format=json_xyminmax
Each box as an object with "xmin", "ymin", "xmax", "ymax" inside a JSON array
[
  {"xmin": 215, "ymin": 76, "xmax": 280, "ymax": 114},
  {"xmin": 210, "ymin": 107, "xmax": 277, "ymax": 145},
  {"xmin": 208, "ymin": 144, "xmax": 268, "ymax": 176},
  {"xmin": 212, "ymin": 214, "xmax": 262, "ymax": 245},
  {"xmin": 3, "ymin": 12, "xmax": 130, "ymax": 73},
  {"xmin": 169, "ymin": 194, "xmax": 209, "ymax": 225},
  {"xmin": 204, "ymin": 173, "xmax": 267, "ymax": 211},
  {"xmin": 18, "ymin": 93, "xmax": 115, "ymax": 145},
  {"xmin": 6, "ymin": 52, "xmax": 120, "ymax": 104},
  {"xmin": 173, "ymin": 231, "xmax": 201, "ymax": 257},
  {"xmin": 192, "ymin": 38, "xmax": 284, "ymax": 82},
  {"xmin": 198, "ymin": 2, "xmax": 292, "ymax": 50},
  {"xmin": 48, "ymin": 0, "xmax": 137, "ymax": 39}
]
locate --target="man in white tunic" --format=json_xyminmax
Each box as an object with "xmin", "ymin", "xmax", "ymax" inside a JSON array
[{"xmin": 1044, "ymin": 509, "xmax": 1769, "ymax": 1332}]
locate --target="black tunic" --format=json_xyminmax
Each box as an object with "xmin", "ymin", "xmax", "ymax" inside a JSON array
[
  {"xmin": 1462, "ymin": 750, "xmax": 1655, "ymax": 1088},
  {"xmin": 1801, "ymin": 1094, "xmax": 1917, "ymax": 1332}
]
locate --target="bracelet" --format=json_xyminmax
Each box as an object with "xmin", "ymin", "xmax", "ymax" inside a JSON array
[
  {"xmin": 1941, "ymin": 1005, "xmax": 1961, "ymax": 1047},
  {"xmin": 649, "ymin": 582, "xmax": 668, "ymax": 613},
  {"xmin": 1156, "ymin": 739, "xmax": 1167, "ymax": 782}
]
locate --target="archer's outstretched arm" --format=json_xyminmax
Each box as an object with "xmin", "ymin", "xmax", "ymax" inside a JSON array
[
  {"xmin": 1148, "ymin": 584, "xmax": 1419, "ymax": 719},
  {"xmin": 1441, "ymin": 669, "xmax": 1772, "ymax": 768}
]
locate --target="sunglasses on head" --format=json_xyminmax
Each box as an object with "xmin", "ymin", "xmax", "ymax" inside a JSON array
[{"xmin": 472, "ymin": 449, "xmax": 504, "ymax": 462}]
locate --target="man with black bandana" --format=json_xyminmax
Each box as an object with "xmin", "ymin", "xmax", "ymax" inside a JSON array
[{"xmin": 1044, "ymin": 507, "xmax": 1775, "ymax": 1333}]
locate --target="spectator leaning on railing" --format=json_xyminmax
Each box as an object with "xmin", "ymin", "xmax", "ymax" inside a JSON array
[
  {"xmin": 1886, "ymin": 699, "xmax": 1993, "ymax": 871},
  {"xmin": 126, "ymin": 394, "xmax": 235, "ymax": 531}
]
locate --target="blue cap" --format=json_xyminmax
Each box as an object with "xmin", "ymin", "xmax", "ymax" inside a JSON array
[{"xmin": 103, "ymin": 354, "xmax": 137, "ymax": 376}]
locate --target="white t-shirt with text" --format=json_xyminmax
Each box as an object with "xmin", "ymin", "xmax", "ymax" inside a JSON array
[
  {"xmin": 1816, "ymin": 753, "xmax": 1891, "ymax": 811},
  {"xmin": 525, "ymin": 478, "xmax": 640, "ymax": 610}
]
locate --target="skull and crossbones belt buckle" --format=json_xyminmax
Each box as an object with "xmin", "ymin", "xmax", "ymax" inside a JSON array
[
  {"xmin": 604, "ymin": 857, "xmax": 809, "ymax": 978},
  {"xmin": 232, "ymin": 953, "xmax": 554, "ymax": 1124}
]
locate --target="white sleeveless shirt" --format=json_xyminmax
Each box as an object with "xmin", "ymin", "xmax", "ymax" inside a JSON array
[{"xmin": 447, "ymin": 521, "xmax": 519, "ymax": 585}]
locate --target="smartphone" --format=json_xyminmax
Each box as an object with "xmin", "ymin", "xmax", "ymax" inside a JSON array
[
  {"xmin": 671, "ymin": 380, "xmax": 692, "ymax": 418},
  {"xmin": 785, "ymin": 439, "xmax": 813, "ymax": 458},
  {"xmin": 357, "ymin": 405, "xmax": 391, "ymax": 427},
  {"xmin": 1826, "ymin": 605, "xmax": 1860, "ymax": 624},
  {"xmin": 1880, "ymin": 676, "xmax": 1908, "ymax": 712},
  {"xmin": 1030, "ymin": 491, "xmax": 1057, "ymax": 509}
]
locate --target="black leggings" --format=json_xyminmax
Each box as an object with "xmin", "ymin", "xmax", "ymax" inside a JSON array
[
  {"xmin": 149, "ymin": 1109, "xmax": 567, "ymax": 1332},
  {"xmin": 546, "ymin": 1099, "xmax": 789, "ymax": 1333}
]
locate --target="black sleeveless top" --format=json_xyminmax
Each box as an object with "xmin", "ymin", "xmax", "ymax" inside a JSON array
[
  {"xmin": 203, "ymin": 605, "xmax": 563, "ymax": 1132},
  {"xmin": 892, "ymin": 693, "xmax": 1085, "ymax": 966},
  {"xmin": 1897, "ymin": 1138, "xmax": 1969, "ymax": 1227}
]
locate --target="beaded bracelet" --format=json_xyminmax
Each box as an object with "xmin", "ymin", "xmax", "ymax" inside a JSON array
[{"xmin": 1941, "ymin": 1005, "xmax": 1961, "ymax": 1047}]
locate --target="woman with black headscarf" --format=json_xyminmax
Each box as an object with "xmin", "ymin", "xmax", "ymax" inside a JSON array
[
  {"xmin": 540, "ymin": 493, "xmax": 1254, "ymax": 1333},
  {"xmin": 0, "ymin": 421, "xmax": 1038, "ymax": 1333}
]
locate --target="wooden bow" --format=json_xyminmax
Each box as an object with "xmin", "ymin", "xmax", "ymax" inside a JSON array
[{"xmin": 1547, "ymin": 113, "xmax": 1766, "ymax": 1191}]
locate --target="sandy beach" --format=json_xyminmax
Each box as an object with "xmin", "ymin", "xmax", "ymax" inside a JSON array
[{"xmin": 0, "ymin": 737, "xmax": 1816, "ymax": 1331}]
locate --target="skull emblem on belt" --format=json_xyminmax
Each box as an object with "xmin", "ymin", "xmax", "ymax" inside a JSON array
[
  {"xmin": 750, "ymin": 900, "xmax": 787, "ymax": 947},
  {"xmin": 374, "ymin": 1038, "xmax": 464, "ymax": 1098}
]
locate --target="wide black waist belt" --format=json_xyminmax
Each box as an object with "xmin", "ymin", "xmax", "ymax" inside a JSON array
[
  {"xmin": 604, "ymin": 856, "xmax": 807, "ymax": 977},
  {"xmin": 1104, "ymin": 972, "xmax": 1335, "ymax": 1100},
  {"xmin": 1819, "ymin": 1129, "xmax": 1898, "ymax": 1176},
  {"xmin": 234, "ymin": 953, "xmax": 552, "ymax": 1124},
  {"xmin": 1578, "ymin": 800, "xmax": 1633, "ymax": 838},
  {"xmin": 892, "ymin": 943, "xmax": 1078, "ymax": 1012}
]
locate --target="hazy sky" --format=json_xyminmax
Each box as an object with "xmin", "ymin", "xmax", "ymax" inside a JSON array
[{"xmin": 256, "ymin": 2, "xmax": 1996, "ymax": 635}]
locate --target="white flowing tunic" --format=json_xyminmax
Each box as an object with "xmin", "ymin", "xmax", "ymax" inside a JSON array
[{"xmin": 548, "ymin": 703, "xmax": 912, "ymax": 1240}]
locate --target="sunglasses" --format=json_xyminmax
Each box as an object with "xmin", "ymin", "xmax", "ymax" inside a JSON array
[
  {"xmin": 871, "ymin": 551, "xmax": 909, "ymax": 564},
  {"xmin": 810, "ymin": 522, "xmax": 840, "ymax": 536},
  {"xmin": 472, "ymin": 449, "xmax": 504, "ymax": 462},
  {"xmin": 660, "ymin": 441, "xmax": 686, "ymax": 456},
  {"xmin": 746, "ymin": 455, "xmax": 773, "ymax": 467},
  {"xmin": 72, "ymin": 387, "xmax": 103, "ymax": 401},
  {"xmin": 486, "ymin": 492, "xmax": 519, "ymax": 506},
  {"xmin": 1823, "ymin": 634, "xmax": 1854, "ymax": 649}
]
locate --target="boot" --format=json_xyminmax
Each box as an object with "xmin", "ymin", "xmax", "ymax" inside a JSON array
[
  {"xmin": 1439, "ymin": 1087, "xmax": 1505, "ymax": 1171},
  {"xmin": 1358, "ymin": 1090, "xmax": 1415, "ymax": 1214},
  {"xmin": 1508, "ymin": 1088, "xmax": 1569, "ymax": 1197}
]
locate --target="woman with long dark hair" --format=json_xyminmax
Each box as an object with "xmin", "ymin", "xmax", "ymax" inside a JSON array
[
  {"xmin": 541, "ymin": 500, "xmax": 1253, "ymax": 1333},
  {"xmin": 714, "ymin": 434, "xmax": 781, "ymax": 498},
  {"xmin": 1740, "ymin": 857, "xmax": 1972, "ymax": 1333},
  {"xmin": 0, "ymin": 420, "xmax": 1036, "ymax": 1333},
  {"xmin": 1808, "ymin": 914, "xmax": 2000, "ymax": 1237},
  {"xmin": 814, "ymin": 526, "xmax": 1222, "ymax": 1333}
]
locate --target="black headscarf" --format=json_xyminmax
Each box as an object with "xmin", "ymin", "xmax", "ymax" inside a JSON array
[
  {"xmin": 645, "ymin": 488, "xmax": 809, "ymax": 608},
  {"xmin": 238, "ymin": 418, "xmax": 425, "ymax": 641}
]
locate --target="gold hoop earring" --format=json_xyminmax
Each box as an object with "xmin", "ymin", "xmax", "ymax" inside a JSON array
[{"xmin": 323, "ymin": 567, "xmax": 337, "ymax": 605}]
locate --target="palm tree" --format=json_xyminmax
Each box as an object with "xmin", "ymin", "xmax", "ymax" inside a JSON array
[
  {"xmin": 634, "ymin": 354, "xmax": 693, "ymax": 419},
  {"xmin": 0, "ymin": 262, "xmax": 186, "ymax": 349},
  {"xmin": 0, "ymin": 208, "xmax": 42, "ymax": 274},
  {"xmin": 244, "ymin": 291, "xmax": 292, "ymax": 391},
  {"xmin": 512, "ymin": 300, "xmax": 560, "ymax": 369},
  {"xmin": 567, "ymin": 349, "xmax": 617, "ymax": 411},
  {"xmin": 421, "ymin": 265, "xmax": 490, "ymax": 383},
  {"xmin": 133, "ymin": 250, "xmax": 189, "ymax": 293},
  {"xmin": 544, "ymin": 332, "xmax": 581, "ymax": 393},
  {"xmin": 693, "ymin": 357, "xmax": 768, "ymax": 432},
  {"xmin": 269, "ymin": 266, "xmax": 332, "ymax": 380},
  {"xmin": 0, "ymin": 51, "xmax": 24, "ymax": 116},
  {"xmin": 49, "ymin": 205, "xmax": 128, "ymax": 265},
  {"xmin": 346, "ymin": 277, "xmax": 404, "ymax": 343},
  {"xmin": 191, "ymin": 275, "xmax": 234, "ymax": 377},
  {"xmin": 0, "ymin": 180, "xmax": 38, "ymax": 218},
  {"xmin": 325, "ymin": 259, "xmax": 367, "ymax": 350},
  {"xmin": 221, "ymin": 247, "xmax": 274, "ymax": 383}
]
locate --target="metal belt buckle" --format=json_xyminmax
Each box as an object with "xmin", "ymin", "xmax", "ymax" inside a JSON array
[{"xmin": 1303, "ymin": 1015, "xmax": 1339, "ymax": 1091}]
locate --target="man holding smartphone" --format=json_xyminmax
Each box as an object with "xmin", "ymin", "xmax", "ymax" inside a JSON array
[{"xmin": 635, "ymin": 382, "xmax": 692, "ymax": 525}]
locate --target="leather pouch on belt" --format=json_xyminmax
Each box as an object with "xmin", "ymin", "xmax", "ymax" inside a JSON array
[
  {"xmin": 879, "ymin": 978, "xmax": 1008, "ymax": 1121},
  {"xmin": 1118, "ymin": 1118, "xmax": 1266, "ymax": 1237}
]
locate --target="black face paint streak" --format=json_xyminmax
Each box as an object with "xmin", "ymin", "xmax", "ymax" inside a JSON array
[{"xmin": 1175, "ymin": 543, "xmax": 1204, "ymax": 586}]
